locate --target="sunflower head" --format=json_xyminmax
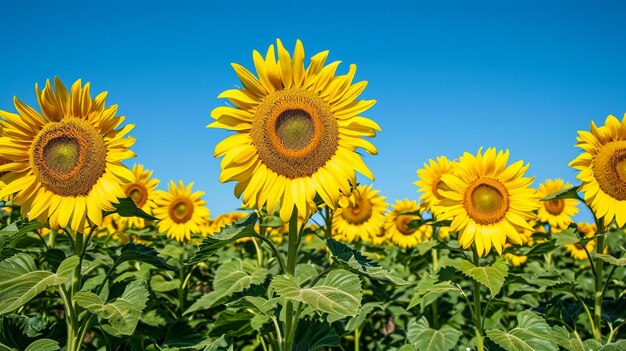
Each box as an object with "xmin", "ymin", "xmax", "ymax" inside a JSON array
[
  {"xmin": 209, "ymin": 39, "xmax": 380, "ymax": 223},
  {"xmin": 415, "ymin": 156, "xmax": 456, "ymax": 213},
  {"xmin": 153, "ymin": 180, "xmax": 211, "ymax": 243},
  {"xmin": 537, "ymin": 178, "xmax": 579, "ymax": 230},
  {"xmin": 437, "ymin": 148, "xmax": 539, "ymax": 256},
  {"xmin": 0, "ymin": 78, "xmax": 136, "ymax": 232},
  {"xmin": 564, "ymin": 222, "xmax": 597, "ymax": 260},
  {"xmin": 385, "ymin": 199, "xmax": 431, "ymax": 248},
  {"xmin": 115, "ymin": 164, "xmax": 160, "ymax": 230},
  {"xmin": 570, "ymin": 114, "xmax": 626, "ymax": 228},
  {"xmin": 332, "ymin": 184, "xmax": 388, "ymax": 243}
]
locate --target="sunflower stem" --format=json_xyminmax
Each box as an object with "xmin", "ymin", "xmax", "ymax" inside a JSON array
[
  {"xmin": 431, "ymin": 248, "xmax": 439, "ymax": 329},
  {"xmin": 284, "ymin": 207, "xmax": 299, "ymax": 351},
  {"xmin": 593, "ymin": 230, "xmax": 606, "ymax": 342},
  {"xmin": 472, "ymin": 247, "xmax": 484, "ymax": 351}
]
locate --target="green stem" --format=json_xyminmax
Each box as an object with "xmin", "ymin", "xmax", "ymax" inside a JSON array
[
  {"xmin": 354, "ymin": 326, "xmax": 362, "ymax": 351},
  {"xmin": 472, "ymin": 247, "xmax": 484, "ymax": 351},
  {"xmin": 284, "ymin": 207, "xmax": 299, "ymax": 351},
  {"xmin": 252, "ymin": 233, "xmax": 286, "ymax": 273},
  {"xmin": 252, "ymin": 237, "xmax": 264, "ymax": 267},
  {"xmin": 431, "ymin": 249, "xmax": 439, "ymax": 329},
  {"xmin": 593, "ymin": 232, "xmax": 606, "ymax": 342}
]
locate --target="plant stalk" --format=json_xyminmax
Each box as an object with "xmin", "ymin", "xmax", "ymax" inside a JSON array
[
  {"xmin": 284, "ymin": 207, "xmax": 299, "ymax": 351},
  {"xmin": 472, "ymin": 247, "xmax": 484, "ymax": 351},
  {"xmin": 593, "ymin": 233, "xmax": 606, "ymax": 342}
]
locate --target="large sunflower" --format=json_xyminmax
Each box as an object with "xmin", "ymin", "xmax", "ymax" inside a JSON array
[
  {"xmin": 570, "ymin": 114, "xmax": 626, "ymax": 228},
  {"xmin": 0, "ymin": 78, "xmax": 135, "ymax": 232},
  {"xmin": 437, "ymin": 148, "xmax": 539, "ymax": 256},
  {"xmin": 537, "ymin": 178, "xmax": 579, "ymax": 230},
  {"xmin": 209, "ymin": 39, "xmax": 380, "ymax": 222},
  {"xmin": 415, "ymin": 156, "xmax": 456, "ymax": 213},
  {"xmin": 115, "ymin": 164, "xmax": 160, "ymax": 229},
  {"xmin": 153, "ymin": 180, "xmax": 211, "ymax": 242},
  {"xmin": 386, "ymin": 199, "xmax": 431, "ymax": 248},
  {"xmin": 332, "ymin": 184, "xmax": 387, "ymax": 243}
]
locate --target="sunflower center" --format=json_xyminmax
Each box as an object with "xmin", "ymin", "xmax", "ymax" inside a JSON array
[
  {"xmin": 593, "ymin": 141, "xmax": 626, "ymax": 201},
  {"xmin": 169, "ymin": 198, "xmax": 194, "ymax": 224},
  {"xmin": 341, "ymin": 197, "xmax": 373, "ymax": 225},
  {"xmin": 251, "ymin": 88, "xmax": 338, "ymax": 179},
  {"xmin": 126, "ymin": 184, "xmax": 148, "ymax": 208},
  {"xmin": 544, "ymin": 199, "xmax": 565, "ymax": 215},
  {"xmin": 396, "ymin": 214, "xmax": 418, "ymax": 235},
  {"xmin": 464, "ymin": 178, "xmax": 509, "ymax": 224},
  {"xmin": 31, "ymin": 118, "xmax": 107, "ymax": 196}
]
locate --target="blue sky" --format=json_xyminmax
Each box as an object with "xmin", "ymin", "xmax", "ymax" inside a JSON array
[{"xmin": 2, "ymin": 1, "xmax": 626, "ymax": 222}]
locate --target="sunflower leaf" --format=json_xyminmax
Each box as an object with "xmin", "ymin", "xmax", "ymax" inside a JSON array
[
  {"xmin": 23, "ymin": 339, "xmax": 59, "ymax": 351},
  {"xmin": 293, "ymin": 319, "xmax": 341, "ymax": 351},
  {"xmin": 0, "ymin": 221, "xmax": 45, "ymax": 248},
  {"xmin": 592, "ymin": 253, "xmax": 626, "ymax": 266},
  {"xmin": 553, "ymin": 228, "xmax": 580, "ymax": 246},
  {"xmin": 407, "ymin": 317, "xmax": 461, "ymax": 351},
  {"xmin": 541, "ymin": 186, "xmax": 582, "ymax": 202},
  {"xmin": 187, "ymin": 212, "xmax": 257, "ymax": 265},
  {"xmin": 113, "ymin": 243, "xmax": 177, "ymax": 271},
  {"xmin": 459, "ymin": 258, "xmax": 508, "ymax": 296},
  {"xmin": 108, "ymin": 197, "xmax": 157, "ymax": 221},
  {"xmin": 485, "ymin": 311, "xmax": 558, "ymax": 351},
  {"xmin": 408, "ymin": 274, "xmax": 462, "ymax": 310}
]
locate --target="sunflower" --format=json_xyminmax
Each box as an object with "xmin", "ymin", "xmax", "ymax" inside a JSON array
[
  {"xmin": 206, "ymin": 212, "xmax": 249, "ymax": 237},
  {"xmin": 564, "ymin": 222, "xmax": 597, "ymax": 260},
  {"xmin": 570, "ymin": 114, "xmax": 626, "ymax": 228},
  {"xmin": 154, "ymin": 180, "xmax": 211, "ymax": 242},
  {"xmin": 386, "ymin": 199, "xmax": 431, "ymax": 248},
  {"xmin": 537, "ymin": 179, "xmax": 579, "ymax": 231},
  {"xmin": 209, "ymin": 39, "xmax": 380, "ymax": 223},
  {"xmin": 332, "ymin": 184, "xmax": 387, "ymax": 243},
  {"xmin": 415, "ymin": 156, "xmax": 456, "ymax": 213},
  {"xmin": 0, "ymin": 78, "xmax": 135, "ymax": 232},
  {"xmin": 437, "ymin": 148, "xmax": 539, "ymax": 256},
  {"xmin": 114, "ymin": 164, "xmax": 160, "ymax": 229}
]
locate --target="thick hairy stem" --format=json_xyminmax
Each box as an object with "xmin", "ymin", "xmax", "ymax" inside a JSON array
[
  {"xmin": 472, "ymin": 247, "xmax": 484, "ymax": 351},
  {"xmin": 593, "ymin": 233, "xmax": 606, "ymax": 342},
  {"xmin": 284, "ymin": 207, "xmax": 299, "ymax": 351}
]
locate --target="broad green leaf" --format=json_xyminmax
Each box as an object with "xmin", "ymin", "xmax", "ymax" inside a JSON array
[
  {"xmin": 407, "ymin": 317, "xmax": 461, "ymax": 351},
  {"xmin": 399, "ymin": 346, "xmax": 418, "ymax": 351},
  {"xmin": 187, "ymin": 213, "xmax": 257, "ymax": 265},
  {"xmin": 327, "ymin": 238, "xmax": 408, "ymax": 285},
  {"xmin": 106, "ymin": 197, "xmax": 157, "ymax": 220},
  {"xmin": 24, "ymin": 339, "xmax": 59, "ymax": 351},
  {"xmin": 593, "ymin": 253, "xmax": 626, "ymax": 266},
  {"xmin": 113, "ymin": 243, "xmax": 176, "ymax": 271},
  {"xmin": 0, "ymin": 222, "xmax": 45, "ymax": 248},
  {"xmin": 408, "ymin": 275, "xmax": 462, "ymax": 310},
  {"xmin": 599, "ymin": 340, "xmax": 626, "ymax": 351},
  {"xmin": 0, "ymin": 254, "xmax": 79, "ymax": 315},
  {"xmin": 553, "ymin": 228, "xmax": 580, "ymax": 246},
  {"xmin": 485, "ymin": 310, "xmax": 557, "ymax": 351},
  {"xmin": 203, "ymin": 335, "xmax": 233, "ymax": 351},
  {"xmin": 0, "ymin": 343, "xmax": 13, "ymax": 351},
  {"xmin": 75, "ymin": 280, "xmax": 149, "ymax": 335},
  {"xmin": 162, "ymin": 321, "xmax": 206, "ymax": 348},
  {"xmin": 345, "ymin": 302, "xmax": 384, "ymax": 332},
  {"xmin": 293, "ymin": 319, "xmax": 341, "ymax": 351},
  {"xmin": 150, "ymin": 275, "xmax": 180, "ymax": 292},
  {"xmin": 185, "ymin": 258, "xmax": 267, "ymax": 314},
  {"xmin": 272, "ymin": 269, "xmax": 362, "ymax": 317},
  {"xmin": 541, "ymin": 186, "xmax": 581, "ymax": 201},
  {"xmin": 209, "ymin": 309, "xmax": 254, "ymax": 338},
  {"xmin": 550, "ymin": 326, "xmax": 601, "ymax": 351},
  {"xmin": 459, "ymin": 258, "xmax": 508, "ymax": 296},
  {"xmin": 416, "ymin": 240, "xmax": 440, "ymax": 256}
]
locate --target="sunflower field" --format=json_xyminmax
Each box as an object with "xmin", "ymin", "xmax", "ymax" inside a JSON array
[{"xmin": 0, "ymin": 39, "xmax": 625, "ymax": 351}]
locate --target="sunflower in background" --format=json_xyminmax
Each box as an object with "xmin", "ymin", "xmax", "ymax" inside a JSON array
[
  {"xmin": 570, "ymin": 114, "xmax": 626, "ymax": 228},
  {"xmin": 154, "ymin": 180, "xmax": 211, "ymax": 243},
  {"xmin": 537, "ymin": 179, "xmax": 579, "ymax": 231},
  {"xmin": 386, "ymin": 199, "xmax": 431, "ymax": 248},
  {"xmin": 0, "ymin": 78, "xmax": 136, "ymax": 232},
  {"xmin": 415, "ymin": 156, "xmax": 456, "ymax": 213},
  {"xmin": 209, "ymin": 39, "xmax": 380, "ymax": 222},
  {"xmin": 437, "ymin": 148, "xmax": 539, "ymax": 256},
  {"xmin": 332, "ymin": 184, "xmax": 387, "ymax": 243},
  {"xmin": 564, "ymin": 222, "xmax": 597, "ymax": 260},
  {"xmin": 115, "ymin": 164, "xmax": 160, "ymax": 230}
]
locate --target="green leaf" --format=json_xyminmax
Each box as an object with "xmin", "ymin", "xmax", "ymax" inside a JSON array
[
  {"xmin": 345, "ymin": 302, "xmax": 384, "ymax": 332},
  {"xmin": 0, "ymin": 254, "xmax": 79, "ymax": 315},
  {"xmin": 459, "ymin": 258, "xmax": 508, "ymax": 296},
  {"xmin": 408, "ymin": 275, "xmax": 462, "ymax": 310},
  {"xmin": 185, "ymin": 258, "xmax": 267, "ymax": 314},
  {"xmin": 209, "ymin": 309, "xmax": 254, "ymax": 338},
  {"xmin": 23, "ymin": 339, "xmax": 59, "ymax": 351},
  {"xmin": 271, "ymin": 269, "xmax": 362, "ymax": 317},
  {"xmin": 593, "ymin": 253, "xmax": 626, "ymax": 266},
  {"xmin": 203, "ymin": 335, "xmax": 233, "ymax": 351},
  {"xmin": 0, "ymin": 222, "xmax": 45, "ymax": 248},
  {"xmin": 550, "ymin": 326, "xmax": 601, "ymax": 351},
  {"xmin": 327, "ymin": 238, "xmax": 408, "ymax": 285},
  {"xmin": 75, "ymin": 280, "xmax": 149, "ymax": 335},
  {"xmin": 0, "ymin": 343, "xmax": 14, "ymax": 351},
  {"xmin": 415, "ymin": 240, "xmax": 440, "ymax": 256},
  {"xmin": 599, "ymin": 340, "xmax": 626, "ymax": 351},
  {"xmin": 293, "ymin": 319, "xmax": 341, "ymax": 351},
  {"xmin": 407, "ymin": 317, "xmax": 461, "ymax": 351},
  {"xmin": 107, "ymin": 197, "xmax": 157, "ymax": 220},
  {"xmin": 162, "ymin": 321, "xmax": 205, "ymax": 348},
  {"xmin": 113, "ymin": 243, "xmax": 177, "ymax": 271},
  {"xmin": 485, "ymin": 311, "xmax": 558, "ymax": 351},
  {"xmin": 187, "ymin": 213, "xmax": 257, "ymax": 265},
  {"xmin": 553, "ymin": 228, "xmax": 580, "ymax": 246},
  {"xmin": 150, "ymin": 275, "xmax": 180, "ymax": 292},
  {"xmin": 541, "ymin": 186, "xmax": 581, "ymax": 201}
]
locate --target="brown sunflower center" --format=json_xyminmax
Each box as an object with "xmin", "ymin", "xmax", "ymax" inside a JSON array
[
  {"xmin": 432, "ymin": 178, "xmax": 451, "ymax": 200},
  {"xmin": 396, "ymin": 214, "xmax": 418, "ymax": 235},
  {"xmin": 126, "ymin": 184, "xmax": 148, "ymax": 208},
  {"xmin": 544, "ymin": 199, "xmax": 565, "ymax": 215},
  {"xmin": 250, "ymin": 88, "xmax": 338, "ymax": 179},
  {"xmin": 341, "ymin": 196, "xmax": 373, "ymax": 225},
  {"xmin": 464, "ymin": 178, "xmax": 509, "ymax": 224},
  {"xmin": 31, "ymin": 118, "xmax": 106, "ymax": 196},
  {"xmin": 593, "ymin": 142, "xmax": 626, "ymax": 201},
  {"xmin": 169, "ymin": 197, "xmax": 194, "ymax": 224}
]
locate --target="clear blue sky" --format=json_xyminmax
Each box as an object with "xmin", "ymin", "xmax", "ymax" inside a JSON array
[{"xmin": 2, "ymin": 1, "xmax": 625, "ymax": 222}]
